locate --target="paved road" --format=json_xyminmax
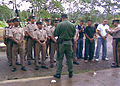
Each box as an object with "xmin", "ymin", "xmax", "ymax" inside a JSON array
[
  {"xmin": 0, "ymin": 37, "xmax": 113, "ymax": 81},
  {"xmin": 0, "ymin": 68, "xmax": 120, "ymax": 86}
]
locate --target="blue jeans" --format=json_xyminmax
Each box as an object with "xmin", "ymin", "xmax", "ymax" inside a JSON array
[
  {"xmin": 95, "ymin": 38, "xmax": 107, "ymax": 59},
  {"xmin": 76, "ymin": 38, "xmax": 83, "ymax": 59}
]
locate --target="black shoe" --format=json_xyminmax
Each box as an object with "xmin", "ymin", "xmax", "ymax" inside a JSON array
[
  {"xmin": 50, "ymin": 64, "xmax": 54, "ymax": 68},
  {"xmin": 28, "ymin": 61, "xmax": 31, "ymax": 65},
  {"xmin": 39, "ymin": 61, "xmax": 41, "ymax": 64},
  {"xmin": 12, "ymin": 68, "xmax": 17, "ymax": 72},
  {"xmin": 73, "ymin": 62, "xmax": 79, "ymax": 65},
  {"xmin": 16, "ymin": 62, "xmax": 21, "ymax": 65},
  {"xmin": 35, "ymin": 66, "xmax": 39, "ymax": 70},
  {"xmin": 41, "ymin": 65, "xmax": 48, "ymax": 69},
  {"xmin": 54, "ymin": 74, "xmax": 61, "ymax": 79},
  {"xmin": 9, "ymin": 63, "xmax": 12, "ymax": 66},
  {"xmin": 111, "ymin": 64, "xmax": 120, "ymax": 68},
  {"xmin": 69, "ymin": 72, "xmax": 73, "ymax": 78},
  {"xmin": 21, "ymin": 67, "xmax": 27, "ymax": 71}
]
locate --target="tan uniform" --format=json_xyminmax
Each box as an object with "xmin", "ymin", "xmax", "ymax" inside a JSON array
[
  {"xmin": 73, "ymin": 29, "xmax": 79, "ymax": 62},
  {"xmin": 34, "ymin": 28, "xmax": 47, "ymax": 66},
  {"xmin": 112, "ymin": 25, "xmax": 120, "ymax": 66},
  {"xmin": 3, "ymin": 26, "xmax": 13, "ymax": 64},
  {"xmin": 25, "ymin": 23, "xmax": 38, "ymax": 60},
  {"xmin": 49, "ymin": 26, "xmax": 57, "ymax": 64},
  {"xmin": 44, "ymin": 25, "xmax": 53, "ymax": 57},
  {"xmin": 12, "ymin": 27, "xmax": 25, "ymax": 68}
]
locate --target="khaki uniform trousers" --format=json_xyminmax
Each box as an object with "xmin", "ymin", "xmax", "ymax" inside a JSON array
[
  {"xmin": 12, "ymin": 42, "xmax": 25, "ymax": 68},
  {"xmin": 35, "ymin": 42, "xmax": 46, "ymax": 66},
  {"xmin": 113, "ymin": 38, "xmax": 120, "ymax": 66}
]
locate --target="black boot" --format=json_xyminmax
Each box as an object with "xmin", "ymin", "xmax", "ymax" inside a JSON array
[
  {"xmin": 12, "ymin": 68, "xmax": 17, "ymax": 72},
  {"xmin": 21, "ymin": 66, "xmax": 27, "ymax": 71},
  {"xmin": 35, "ymin": 66, "xmax": 39, "ymax": 70},
  {"xmin": 69, "ymin": 72, "xmax": 73, "ymax": 78},
  {"xmin": 54, "ymin": 74, "xmax": 61, "ymax": 79}
]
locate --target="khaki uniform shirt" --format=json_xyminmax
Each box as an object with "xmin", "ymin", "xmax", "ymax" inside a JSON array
[
  {"xmin": 35, "ymin": 28, "xmax": 47, "ymax": 41},
  {"xmin": 12, "ymin": 27, "xmax": 24, "ymax": 41},
  {"xmin": 112, "ymin": 25, "xmax": 120, "ymax": 38},
  {"xmin": 25, "ymin": 23, "xmax": 38, "ymax": 36},
  {"xmin": 3, "ymin": 26, "xmax": 13, "ymax": 38},
  {"xmin": 44, "ymin": 25, "xmax": 53, "ymax": 36}
]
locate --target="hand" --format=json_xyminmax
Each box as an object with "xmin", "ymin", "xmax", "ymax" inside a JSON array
[
  {"xmin": 90, "ymin": 38, "xmax": 94, "ymax": 43},
  {"xmin": 105, "ymin": 29, "xmax": 108, "ymax": 32},
  {"xmin": 102, "ymin": 37, "xmax": 106, "ymax": 40},
  {"xmin": 74, "ymin": 39, "xmax": 77, "ymax": 43},
  {"xmin": 17, "ymin": 41, "xmax": 21, "ymax": 45}
]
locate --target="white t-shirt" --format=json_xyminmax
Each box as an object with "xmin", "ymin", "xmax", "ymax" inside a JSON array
[{"xmin": 97, "ymin": 24, "xmax": 110, "ymax": 38}]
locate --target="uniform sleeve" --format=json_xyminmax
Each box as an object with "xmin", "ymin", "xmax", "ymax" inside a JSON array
[
  {"xmin": 54, "ymin": 24, "xmax": 60, "ymax": 37},
  {"xmin": 3, "ymin": 28, "xmax": 6, "ymax": 36}
]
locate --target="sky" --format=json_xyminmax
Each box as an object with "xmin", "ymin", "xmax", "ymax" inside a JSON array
[
  {"xmin": 0, "ymin": 0, "xmax": 31, "ymax": 11},
  {"xmin": 0, "ymin": 0, "xmax": 119, "ymax": 13}
]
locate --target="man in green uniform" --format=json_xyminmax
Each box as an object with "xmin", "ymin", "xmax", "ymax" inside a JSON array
[{"xmin": 54, "ymin": 14, "xmax": 76, "ymax": 78}]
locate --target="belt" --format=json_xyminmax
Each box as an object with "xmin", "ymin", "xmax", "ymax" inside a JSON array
[
  {"xmin": 63, "ymin": 39, "xmax": 71, "ymax": 41},
  {"xmin": 40, "ymin": 40, "xmax": 45, "ymax": 43}
]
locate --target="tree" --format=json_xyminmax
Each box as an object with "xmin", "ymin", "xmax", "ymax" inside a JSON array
[{"xmin": 0, "ymin": 5, "xmax": 13, "ymax": 21}]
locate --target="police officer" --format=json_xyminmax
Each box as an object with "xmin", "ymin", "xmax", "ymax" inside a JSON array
[
  {"xmin": 24, "ymin": 18, "xmax": 30, "ymax": 60},
  {"xmin": 10, "ymin": 18, "xmax": 27, "ymax": 72},
  {"xmin": 106, "ymin": 20, "xmax": 120, "ymax": 67},
  {"xmin": 84, "ymin": 20, "xmax": 96, "ymax": 63},
  {"xmin": 54, "ymin": 14, "xmax": 76, "ymax": 78},
  {"xmin": 73, "ymin": 27, "xmax": 79, "ymax": 65},
  {"xmin": 49, "ymin": 18, "xmax": 59, "ymax": 68},
  {"xmin": 34, "ymin": 20, "xmax": 48, "ymax": 70},
  {"xmin": 44, "ymin": 18, "xmax": 52, "ymax": 58},
  {"xmin": 3, "ymin": 19, "xmax": 13, "ymax": 66},
  {"xmin": 25, "ymin": 15, "xmax": 38, "ymax": 65}
]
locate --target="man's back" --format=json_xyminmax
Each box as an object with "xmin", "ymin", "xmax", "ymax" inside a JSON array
[{"xmin": 54, "ymin": 20, "xmax": 76, "ymax": 40}]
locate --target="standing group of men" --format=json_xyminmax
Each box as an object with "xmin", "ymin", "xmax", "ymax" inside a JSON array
[
  {"xmin": 3, "ymin": 15, "xmax": 59, "ymax": 72},
  {"xmin": 3, "ymin": 13, "xmax": 120, "ymax": 79}
]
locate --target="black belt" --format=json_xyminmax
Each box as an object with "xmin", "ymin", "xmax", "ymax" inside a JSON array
[
  {"xmin": 63, "ymin": 39, "xmax": 71, "ymax": 41},
  {"xmin": 40, "ymin": 40, "xmax": 44, "ymax": 43}
]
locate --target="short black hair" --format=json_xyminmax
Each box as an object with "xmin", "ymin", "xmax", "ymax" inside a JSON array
[
  {"xmin": 88, "ymin": 20, "xmax": 92, "ymax": 22},
  {"xmin": 13, "ymin": 18, "xmax": 19, "ymax": 22},
  {"xmin": 80, "ymin": 20, "xmax": 84, "ymax": 23},
  {"xmin": 61, "ymin": 13, "xmax": 68, "ymax": 18},
  {"xmin": 112, "ymin": 20, "xmax": 119, "ymax": 24}
]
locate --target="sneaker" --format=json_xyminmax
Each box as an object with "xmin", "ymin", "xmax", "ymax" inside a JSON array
[
  {"xmin": 73, "ymin": 62, "xmax": 79, "ymax": 65},
  {"xmin": 95, "ymin": 59, "xmax": 99, "ymax": 62},
  {"xmin": 102, "ymin": 58, "xmax": 109, "ymax": 61},
  {"xmin": 12, "ymin": 68, "xmax": 17, "ymax": 72},
  {"xmin": 16, "ymin": 62, "xmax": 21, "ymax": 65}
]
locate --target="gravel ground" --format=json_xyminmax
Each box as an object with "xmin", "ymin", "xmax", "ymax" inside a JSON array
[{"xmin": 0, "ymin": 37, "xmax": 113, "ymax": 81}]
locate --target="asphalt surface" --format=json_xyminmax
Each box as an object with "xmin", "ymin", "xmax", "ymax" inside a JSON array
[{"xmin": 0, "ymin": 37, "xmax": 113, "ymax": 81}]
